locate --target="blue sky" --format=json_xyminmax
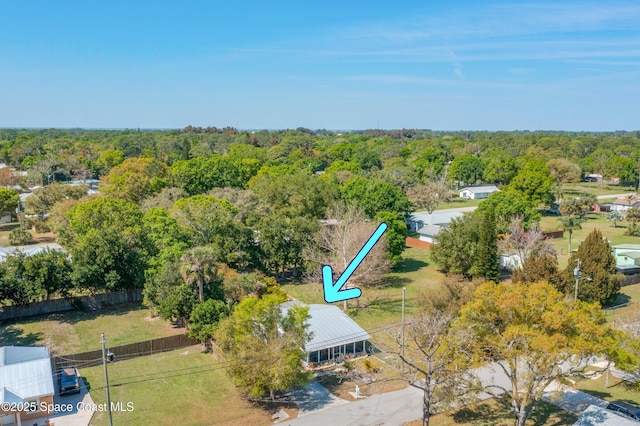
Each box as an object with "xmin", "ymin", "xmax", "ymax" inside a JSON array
[{"xmin": 1, "ymin": 1, "xmax": 639, "ymax": 130}]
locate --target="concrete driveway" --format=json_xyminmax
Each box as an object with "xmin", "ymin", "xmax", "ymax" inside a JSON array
[
  {"xmin": 290, "ymin": 380, "xmax": 349, "ymax": 416},
  {"xmin": 32, "ymin": 377, "xmax": 95, "ymax": 426},
  {"xmin": 542, "ymin": 381, "xmax": 609, "ymax": 414},
  {"xmin": 284, "ymin": 385, "xmax": 422, "ymax": 426}
]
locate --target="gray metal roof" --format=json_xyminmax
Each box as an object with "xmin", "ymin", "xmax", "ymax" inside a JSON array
[
  {"xmin": 614, "ymin": 244, "xmax": 640, "ymax": 250},
  {"xmin": 281, "ymin": 302, "xmax": 371, "ymax": 353},
  {"xmin": 0, "ymin": 346, "xmax": 54, "ymax": 402},
  {"xmin": 416, "ymin": 224, "xmax": 443, "ymax": 238},
  {"xmin": 618, "ymin": 251, "xmax": 640, "ymax": 259},
  {"xmin": 410, "ymin": 211, "xmax": 463, "ymax": 226},
  {"xmin": 459, "ymin": 185, "xmax": 499, "ymax": 193}
]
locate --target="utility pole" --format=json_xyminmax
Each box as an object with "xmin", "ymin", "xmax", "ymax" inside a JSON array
[
  {"xmin": 401, "ymin": 287, "xmax": 406, "ymax": 371},
  {"xmin": 101, "ymin": 333, "xmax": 114, "ymax": 426},
  {"xmin": 573, "ymin": 258, "xmax": 581, "ymax": 301}
]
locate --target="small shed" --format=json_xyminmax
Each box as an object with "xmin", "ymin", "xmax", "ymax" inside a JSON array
[
  {"xmin": 458, "ymin": 185, "xmax": 500, "ymax": 200},
  {"xmin": 281, "ymin": 302, "xmax": 371, "ymax": 366}
]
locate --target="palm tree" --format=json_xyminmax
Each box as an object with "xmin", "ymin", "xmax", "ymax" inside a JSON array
[
  {"xmin": 180, "ymin": 246, "xmax": 219, "ymax": 301},
  {"xmin": 557, "ymin": 215, "xmax": 586, "ymax": 254},
  {"xmin": 606, "ymin": 210, "xmax": 624, "ymax": 228}
]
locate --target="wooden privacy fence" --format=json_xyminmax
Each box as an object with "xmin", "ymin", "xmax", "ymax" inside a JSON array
[
  {"xmin": 622, "ymin": 273, "xmax": 640, "ymax": 286},
  {"xmin": 542, "ymin": 230, "xmax": 564, "ymax": 239},
  {"xmin": 52, "ymin": 333, "xmax": 199, "ymax": 371},
  {"xmin": 0, "ymin": 289, "xmax": 143, "ymax": 322}
]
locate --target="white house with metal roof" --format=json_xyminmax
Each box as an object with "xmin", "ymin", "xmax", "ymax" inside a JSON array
[
  {"xmin": 407, "ymin": 211, "xmax": 464, "ymax": 243},
  {"xmin": 0, "ymin": 244, "xmax": 65, "ymax": 263},
  {"xmin": 281, "ymin": 302, "xmax": 371, "ymax": 366},
  {"xmin": 0, "ymin": 346, "xmax": 55, "ymax": 425},
  {"xmin": 459, "ymin": 185, "xmax": 500, "ymax": 199}
]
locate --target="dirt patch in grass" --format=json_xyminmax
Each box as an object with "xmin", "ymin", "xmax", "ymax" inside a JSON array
[
  {"xmin": 315, "ymin": 356, "xmax": 408, "ymax": 401},
  {"xmin": 317, "ymin": 374, "xmax": 407, "ymax": 401},
  {"xmin": 31, "ymin": 231, "xmax": 56, "ymax": 244}
]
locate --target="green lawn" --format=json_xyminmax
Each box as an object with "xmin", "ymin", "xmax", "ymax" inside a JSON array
[
  {"xmin": 563, "ymin": 182, "xmax": 635, "ymax": 197},
  {"xmin": 405, "ymin": 399, "xmax": 577, "ymax": 426},
  {"xmin": 0, "ymin": 222, "xmax": 56, "ymax": 247},
  {"xmin": 282, "ymin": 247, "xmax": 443, "ymax": 364},
  {"xmin": 572, "ymin": 372, "xmax": 640, "ymax": 406},
  {"xmin": 281, "ymin": 247, "xmax": 443, "ymax": 333},
  {"xmin": 0, "ymin": 302, "xmax": 182, "ymax": 355},
  {"xmin": 83, "ymin": 346, "xmax": 277, "ymax": 426},
  {"xmin": 436, "ymin": 197, "xmax": 484, "ymax": 210},
  {"xmin": 539, "ymin": 212, "xmax": 640, "ymax": 269}
]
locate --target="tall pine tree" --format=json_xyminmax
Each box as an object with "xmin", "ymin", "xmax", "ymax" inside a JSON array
[
  {"xmin": 563, "ymin": 228, "xmax": 622, "ymax": 305},
  {"xmin": 473, "ymin": 205, "xmax": 499, "ymax": 282}
]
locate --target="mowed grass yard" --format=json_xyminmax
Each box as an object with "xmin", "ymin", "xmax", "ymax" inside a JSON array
[
  {"xmin": 82, "ymin": 346, "xmax": 278, "ymax": 426},
  {"xmin": 282, "ymin": 246, "xmax": 445, "ymax": 381},
  {"xmin": 282, "ymin": 247, "xmax": 442, "ymax": 331},
  {"xmin": 539, "ymin": 211, "xmax": 640, "ymax": 269},
  {"xmin": 0, "ymin": 222, "xmax": 56, "ymax": 247},
  {"xmin": 571, "ymin": 372, "xmax": 640, "ymax": 407},
  {"xmin": 1, "ymin": 303, "xmax": 283, "ymax": 425},
  {"xmin": 563, "ymin": 182, "xmax": 635, "ymax": 197},
  {"xmin": 0, "ymin": 302, "xmax": 183, "ymax": 355}
]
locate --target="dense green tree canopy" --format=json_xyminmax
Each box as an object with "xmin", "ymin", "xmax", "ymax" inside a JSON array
[
  {"xmin": 476, "ymin": 191, "xmax": 541, "ymax": 233},
  {"xmin": 506, "ymin": 159, "xmax": 555, "ymax": 207},
  {"xmin": 216, "ymin": 294, "xmax": 311, "ymax": 400},
  {"xmin": 448, "ymin": 154, "xmax": 484, "ymax": 186},
  {"xmin": 64, "ymin": 197, "xmax": 148, "ymax": 291},
  {"xmin": 340, "ymin": 176, "xmax": 411, "ymax": 218},
  {"xmin": 0, "ymin": 187, "xmax": 19, "ymax": 214},
  {"xmin": 431, "ymin": 213, "xmax": 480, "ymax": 277},
  {"xmin": 563, "ymin": 228, "xmax": 622, "ymax": 305}
]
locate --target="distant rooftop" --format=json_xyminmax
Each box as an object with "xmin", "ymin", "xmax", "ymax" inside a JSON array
[
  {"xmin": 613, "ymin": 244, "xmax": 640, "ymax": 250},
  {"xmin": 459, "ymin": 185, "xmax": 500, "ymax": 193},
  {"xmin": 409, "ymin": 211, "xmax": 463, "ymax": 226}
]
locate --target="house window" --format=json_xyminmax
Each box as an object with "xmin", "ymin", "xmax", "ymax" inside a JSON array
[{"xmin": 24, "ymin": 398, "xmax": 39, "ymax": 412}]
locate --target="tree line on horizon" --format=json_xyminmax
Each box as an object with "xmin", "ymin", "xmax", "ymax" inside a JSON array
[{"xmin": 2, "ymin": 128, "xmax": 640, "ymax": 415}]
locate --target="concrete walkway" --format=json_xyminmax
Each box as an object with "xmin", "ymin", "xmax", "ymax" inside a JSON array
[{"xmin": 290, "ymin": 380, "xmax": 350, "ymax": 416}]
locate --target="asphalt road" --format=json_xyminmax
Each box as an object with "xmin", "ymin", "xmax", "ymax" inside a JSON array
[
  {"xmin": 284, "ymin": 363, "xmax": 610, "ymax": 426},
  {"xmin": 284, "ymin": 386, "xmax": 422, "ymax": 426}
]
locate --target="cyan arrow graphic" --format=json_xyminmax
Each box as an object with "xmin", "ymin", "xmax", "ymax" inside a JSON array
[{"xmin": 322, "ymin": 222, "xmax": 388, "ymax": 304}]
